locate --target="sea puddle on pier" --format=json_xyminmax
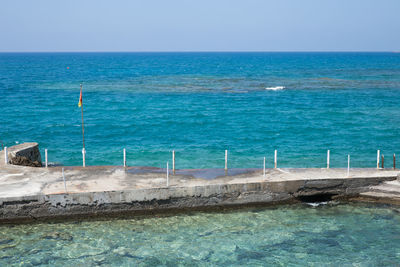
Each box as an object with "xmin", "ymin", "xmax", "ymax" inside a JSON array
[
  {"xmin": 1, "ymin": 203, "xmax": 400, "ymax": 266},
  {"xmin": 127, "ymin": 167, "xmax": 259, "ymax": 179}
]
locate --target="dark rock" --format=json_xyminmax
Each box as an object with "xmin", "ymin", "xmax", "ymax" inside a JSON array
[
  {"xmin": 6, "ymin": 142, "xmax": 42, "ymax": 167},
  {"xmin": 235, "ymin": 246, "xmax": 265, "ymax": 261},
  {"xmin": 0, "ymin": 238, "xmax": 14, "ymax": 245},
  {"xmin": 42, "ymin": 232, "xmax": 73, "ymax": 241}
]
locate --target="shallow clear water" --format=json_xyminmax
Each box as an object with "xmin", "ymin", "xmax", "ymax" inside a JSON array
[
  {"xmin": 1, "ymin": 52, "xmax": 400, "ymax": 168},
  {"xmin": 1, "ymin": 203, "xmax": 400, "ymax": 266}
]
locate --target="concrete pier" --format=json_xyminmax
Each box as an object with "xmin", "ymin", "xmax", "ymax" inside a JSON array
[{"xmin": 0, "ymin": 162, "xmax": 399, "ymax": 223}]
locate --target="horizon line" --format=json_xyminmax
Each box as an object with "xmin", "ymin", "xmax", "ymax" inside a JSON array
[{"xmin": 0, "ymin": 50, "xmax": 398, "ymax": 53}]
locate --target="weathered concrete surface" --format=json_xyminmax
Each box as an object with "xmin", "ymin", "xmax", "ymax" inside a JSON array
[
  {"xmin": 0, "ymin": 143, "xmax": 42, "ymax": 167},
  {"xmin": 351, "ymin": 175, "xmax": 400, "ymax": 205},
  {"xmin": 0, "ymin": 164, "xmax": 398, "ymax": 223}
]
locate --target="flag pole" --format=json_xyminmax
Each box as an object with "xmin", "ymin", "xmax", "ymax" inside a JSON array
[{"xmin": 80, "ymin": 84, "xmax": 85, "ymax": 150}]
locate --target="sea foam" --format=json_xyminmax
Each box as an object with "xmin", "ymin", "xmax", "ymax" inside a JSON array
[
  {"xmin": 306, "ymin": 201, "xmax": 328, "ymax": 207},
  {"xmin": 265, "ymin": 86, "xmax": 285, "ymax": 90}
]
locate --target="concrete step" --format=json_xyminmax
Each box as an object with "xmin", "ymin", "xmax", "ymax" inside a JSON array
[
  {"xmin": 368, "ymin": 181, "xmax": 400, "ymax": 196},
  {"xmin": 360, "ymin": 191, "xmax": 400, "ymax": 200}
]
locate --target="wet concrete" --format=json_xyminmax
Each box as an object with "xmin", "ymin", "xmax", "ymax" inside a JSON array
[{"xmin": 127, "ymin": 167, "xmax": 259, "ymax": 179}]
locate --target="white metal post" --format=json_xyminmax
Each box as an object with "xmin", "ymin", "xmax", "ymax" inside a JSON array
[
  {"xmin": 377, "ymin": 150, "xmax": 380, "ymax": 169},
  {"xmin": 82, "ymin": 148, "xmax": 86, "ymax": 167},
  {"xmin": 274, "ymin": 150, "xmax": 277, "ymax": 169},
  {"xmin": 123, "ymin": 148, "xmax": 126, "ymax": 167},
  {"xmin": 4, "ymin": 147, "xmax": 8, "ymax": 165},
  {"xmin": 347, "ymin": 155, "xmax": 350, "ymax": 177},
  {"xmin": 327, "ymin": 150, "xmax": 330, "ymax": 169},
  {"xmin": 263, "ymin": 157, "xmax": 266, "ymax": 178},
  {"xmin": 172, "ymin": 150, "xmax": 175, "ymax": 174},
  {"xmin": 45, "ymin": 149, "xmax": 48, "ymax": 168},
  {"xmin": 166, "ymin": 162, "xmax": 169, "ymax": 187},
  {"xmin": 225, "ymin": 150, "xmax": 228, "ymax": 171}
]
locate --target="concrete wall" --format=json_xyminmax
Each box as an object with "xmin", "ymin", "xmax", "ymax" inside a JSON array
[
  {"xmin": 4, "ymin": 142, "xmax": 42, "ymax": 167},
  {"xmin": 0, "ymin": 175, "xmax": 395, "ymax": 223}
]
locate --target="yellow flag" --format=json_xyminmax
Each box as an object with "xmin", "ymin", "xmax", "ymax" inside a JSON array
[{"xmin": 78, "ymin": 86, "xmax": 82, "ymax": 107}]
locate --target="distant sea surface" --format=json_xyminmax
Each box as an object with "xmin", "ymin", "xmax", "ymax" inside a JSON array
[{"xmin": 1, "ymin": 52, "xmax": 399, "ymax": 168}]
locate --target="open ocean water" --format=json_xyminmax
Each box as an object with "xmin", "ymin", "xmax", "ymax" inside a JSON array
[
  {"xmin": 1, "ymin": 52, "xmax": 400, "ymax": 168},
  {"xmin": 1, "ymin": 53, "xmax": 400, "ymax": 266}
]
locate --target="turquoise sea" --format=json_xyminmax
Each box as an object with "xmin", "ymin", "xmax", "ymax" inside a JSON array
[
  {"xmin": 1, "ymin": 52, "xmax": 400, "ymax": 168},
  {"xmin": 1, "ymin": 53, "xmax": 400, "ymax": 266},
  {"xmin": 1, "ymin": 203, "xmax": 400, "ymax": 266}
]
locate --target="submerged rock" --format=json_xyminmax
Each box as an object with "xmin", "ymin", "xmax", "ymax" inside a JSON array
[
  {"xmin": 42, "ymin": 232, "xmax": 73, "ymax": 241},
  {"xmin": 0, "ymin": 238, "xmax": 14, "ymax": 245}
]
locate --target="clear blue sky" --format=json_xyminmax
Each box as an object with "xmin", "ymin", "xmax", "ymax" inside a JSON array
[{"xmin": 1, "ymin": 0, "xmax": 399, "ymax": 52}]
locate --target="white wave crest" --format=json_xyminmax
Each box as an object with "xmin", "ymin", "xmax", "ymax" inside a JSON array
[
  {"xmin": 265, "ymin": 86, "xmax": 285, "ymax": 91},
  {"xmin": 306, "ymin": 201, "xmax": 328, "ymax": 207}
]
